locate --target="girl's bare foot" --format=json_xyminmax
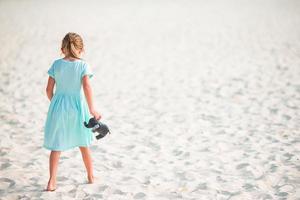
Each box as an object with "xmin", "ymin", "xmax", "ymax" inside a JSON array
[
  {"xmin": 87, "ymin": 175, "xmax": 94, "ymax": 184},
  {"xmin": 46, "ymin": 179, "xmax": 56, "ymax": 191}
]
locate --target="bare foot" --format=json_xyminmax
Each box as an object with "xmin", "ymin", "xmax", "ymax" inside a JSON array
[
  {"xmin": 87, "ymin": 175, "xmax": 94, "ymax": 184},
  {"xmin": 46, "ymin": 179, "xmax": 56, "ymax": 191}
]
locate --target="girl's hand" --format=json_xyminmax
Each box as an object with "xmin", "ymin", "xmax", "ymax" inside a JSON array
[{"xmin": 90, "ymin": 109, "xmax": 101, "ymax": 120}]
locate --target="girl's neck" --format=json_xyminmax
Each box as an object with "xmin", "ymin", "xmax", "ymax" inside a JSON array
[{"xmin": 63, "ymin": 56, "xmax": 81, "ymax": 61}]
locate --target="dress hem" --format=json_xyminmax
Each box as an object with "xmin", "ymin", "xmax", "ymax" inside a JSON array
[{"xmin": 43, "ymin": 143, "xmax": 93, "ymax": 151}]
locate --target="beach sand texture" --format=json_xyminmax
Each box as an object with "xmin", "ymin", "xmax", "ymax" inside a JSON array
[{"xmin": 0, "ymin": 0, "xmax": 300, "ymax": 199}]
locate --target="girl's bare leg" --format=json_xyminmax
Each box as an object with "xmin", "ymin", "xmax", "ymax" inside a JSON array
[
  {"xmin": 79, "ymin": 146, "xmax": 94, "ymax": 183},
  {"xmin": 47, "ymin": 150, "xmax": 61, "ymax": 191}
]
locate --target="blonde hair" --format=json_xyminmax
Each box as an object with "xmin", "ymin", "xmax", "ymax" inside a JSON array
[{"xmin": 61, "ymin": 32, "xmax": 84, "ymax": 59}]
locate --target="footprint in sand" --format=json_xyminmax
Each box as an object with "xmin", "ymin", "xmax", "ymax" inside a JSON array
[
  {"xmin": 113, "ymin": 189, "xmax": 127, "ymax": 195},
  {"xmin": 0, "ymin": 178, "xmax": 16, "ymax": 195},
  {"xmin": 134, "ymin": 192, "xmax": 146, "ymax": 199},
  {"xmin": 112, "ymin": 161, "xmax": 123, "ymax": 168},
  {"xmin": 0, "ymin": 162, "xmax": 11, "ymax": 170}
]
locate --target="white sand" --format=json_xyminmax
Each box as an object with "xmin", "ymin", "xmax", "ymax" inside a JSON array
[{"xmin": 0, "ymin": 0, "xmax": 300, "ymax": 199}]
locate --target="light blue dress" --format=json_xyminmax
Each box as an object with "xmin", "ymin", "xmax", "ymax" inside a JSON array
[{"xmin": 43, "ymin": 58, "xmax": 95, "ymax": 151}]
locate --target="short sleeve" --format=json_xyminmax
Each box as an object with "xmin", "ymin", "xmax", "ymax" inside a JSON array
[
  {"xmin": 81, "ymin": 62, "xmax": 94, "ymax": 79},
  {"xmin": 47, "ymin": 61, "xmax": 55, "ymax": 78}
]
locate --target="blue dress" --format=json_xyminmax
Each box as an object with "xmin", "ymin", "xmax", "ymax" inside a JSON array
[{"xmin": 43, "ymin": 58, "xmax": 95, "ymax": 151}]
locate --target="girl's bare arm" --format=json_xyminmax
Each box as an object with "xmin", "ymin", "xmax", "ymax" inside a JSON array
[
  {"xmin": 46, "ymin": 76, "xmax": 55, "ymax": 101},
  {"xmin": 82, "ymin": 75, "xmax": 101, "ymax": 120}
]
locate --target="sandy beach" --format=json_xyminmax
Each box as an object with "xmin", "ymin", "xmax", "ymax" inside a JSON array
[{"xmin": 0, "ymin": 0, "xmax": 300, "ymax": 199}]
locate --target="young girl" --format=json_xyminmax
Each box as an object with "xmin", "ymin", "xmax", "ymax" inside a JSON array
[{"xmin": 44, "ymin": 32, "xmax": 101, "ymax": 191}]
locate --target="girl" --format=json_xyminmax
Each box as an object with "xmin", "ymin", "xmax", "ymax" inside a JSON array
[{"xmin": 44, "ymin": 32, "xmax": 101, "ymax": 191}]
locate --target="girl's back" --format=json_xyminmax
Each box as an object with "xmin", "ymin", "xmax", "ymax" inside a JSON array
[
  {"xmin": 48, "ymin": 58, "xmax": 92, "ymax": 95},
  {"xmin": 44, "ymin": 58, "xmax": 94, "ymax": 151}
]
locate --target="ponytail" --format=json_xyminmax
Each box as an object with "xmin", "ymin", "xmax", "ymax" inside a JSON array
[{"xmin": 61, "ymin": 32, "xmax": 84, "ymax": 59}]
